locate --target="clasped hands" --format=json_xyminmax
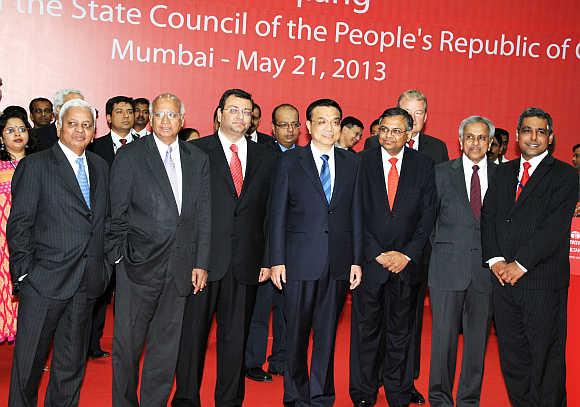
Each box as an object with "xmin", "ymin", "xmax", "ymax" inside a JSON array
[
  {"xmin": 376, "ymin": 251, "xmax": 409, "ymax": 273},
  {"xmin": 490, "ymin": 261, "xmax": 525, "ymax": 286}
]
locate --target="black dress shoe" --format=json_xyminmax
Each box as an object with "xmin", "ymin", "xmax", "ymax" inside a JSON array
[
  {"xmin": 267, "ymin": 367, "xmax": 284, "ymax": 376},
  {"xmin": 353, "ymin": 401, "xmax": 374, "ymax": 407},
  {"xmin": 410, "ymin": 385, "xmax": 425, "ymax": 404},
  {"xmin": 89, "ymin": 349, "xmax": 111, "ymax": 359},
  {"xmin": 245, "ymin": 367, "xmax": 273, "ymax": 382}
]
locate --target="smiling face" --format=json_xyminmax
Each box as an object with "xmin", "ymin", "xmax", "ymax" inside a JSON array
[
  {"xmin": 2, "ymin": 117, "xmax": 29, "ymax": 156},
  {"xmin": 58, "ymin": 106, "xmax": 95, "ymax": 155},
  {"xmin": 516, "ymin": 116, "xmax": 553, "ymax": 160},
  {"xmin": 460, "ymin": 122, "xmax": 490, "ymax": 163},
  {"xmin": 378, "ymin": 115, "xmax": 410, "ymax": 156},
  {"xmin": 306, "ymin": 106, "xmax": 341, "ymax": 151},
  {"xmin": 150, "ymin": 97, "xmax": 184, "ymax": 144}
]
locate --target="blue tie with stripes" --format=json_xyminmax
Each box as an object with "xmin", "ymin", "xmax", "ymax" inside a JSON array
[
  {"xmin": 320, "ymin": 154, "xmax": 331, "ymax": 204},
  {"xmin": 75, "ymin": 157, "xmax": 90, "ymax": 208}
]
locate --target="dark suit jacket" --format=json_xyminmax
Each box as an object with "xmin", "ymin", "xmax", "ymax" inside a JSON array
[
  {"xmin": 361, "ymin": 146, "xmax": 436, "ymax": 285},
  {"xmin": 429, "ymin": 158, "xmax": 497, "ymax": 292},
  {"xmin": 107, "ymin": 135, "xmax": 211, "ymax": 296},
  {"xmin": 7, "ymin": 144, "xmax": 111, "ymax": 300},
  {"xmin": 481, "ymin": 155, "xmax": 578, "ymax": 290},
  {"xmin": 31, "ymin": 122, "xmax": 58, "ymax": 151},
  {"xmin": 364, "ymin": 133, "xmax": 449, "ymax": 164},
  {"xmin": 89, "ymin": 132, "xmax": 139, "ymax": 167},
  {"xmin": 257, "ymin": 131, "xmax": 274, "ymax": 145},
  {"xmin": 193, "ymin": 134, "xmax": 276, "ymax": 284},
  {"xmin": 269, "ymin": 145, "xmax": 363, "ymax": 281}
]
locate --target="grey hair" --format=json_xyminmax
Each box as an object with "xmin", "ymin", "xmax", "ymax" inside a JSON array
[
  {"xmin": 397, "ymin": 89, "xmax": 428, "ymax": 112},
  {"xmin": 52, "ymin": 89, "xmax": 84, "ymax": 112},
  {"xmin": 58, "ymin": 99, "xmax": 97, "ymax": 129},
  {"xmin": 458, "ymin": 116, "xmax": 495, "ymax": 141},
  {"xmin": 149, "ymin": 93, "xmax": 185, "ymax": 116}
]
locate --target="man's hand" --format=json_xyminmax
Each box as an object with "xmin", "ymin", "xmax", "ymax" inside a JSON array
[
  {"xmin": 349, "ymin": 265, "xmax": 362, "ymax": 290},
  {"xmin": 271, "ymin": 265, "xmax": 286, "ymax": 290},
  {"xmin": 192, "ymin": 268, "xmax": 208, "ymax": 294},
  {"xmin": 490, "ymin": 261, "xmax": 507, "ymax": 286},
  {"xmin": 502, "ymin": 262, "xmax": 526, "ymax": 286},
  {"xmin": 375, "ymin": 253, "xmax": 390, "ymax": 268},
  {"xmin": 383, "ymin": 251, "xmax": 409, "ymax": 274},
  {"xmin": 258, "ymin": 267, "xmax": 271, "ymax": 283}
]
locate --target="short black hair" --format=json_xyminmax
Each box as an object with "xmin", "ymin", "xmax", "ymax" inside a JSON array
[
  {"xmin": 495, "ymin": 127, "xmax": 509, "ymax": 141},
  {"xmin": 370, "ymin": 118, "xmax": 380, "ymax": 128},
  {"xmin": 517, "ymin": 107, "xmax": 553, "ymax": 134},
  {"xmin": 106, "ymin": 96, "xmax": 134, "ymax": 116},
  {"xmin": 379, "ymin": 107, "xmax": 414, "ymax": 131},
  {"xmin": 2, "ymin": 105, "xmax": 28, "ymax": 122},
  {"xmin": 178, "ymin": 127, "xmax": 199, "ymax": 141},
  {"xmin": 306, "ymin": 99, "xmax": 342, "ymax": 122},
  {"xmin": 341, "ymin": 116, "xmax": 364, "ymax": 130},
  {"xmin": 573, "ymin": 144, "xmax": 580, "ymax": 152},
  {"xmin": 0, "ymin": 110, "xmax": 37, "ymax": 160},
  {"xmin": 29, "ymin": 97, "xmax": 53, "ymax": 113},
  {"xmin": 132, "ymin": 97, "xmax": 149, "ymax": 108},
  {"xmin": 253, "ymin": 102, "xmax": 261, "ymax": 115},
  {"xmin": 218, "ymin": 89, "xmax": 252, "ymax": 110},
  {"xmin": 271, "ymin": 104, "xmax": 299, "ymax": 123}
]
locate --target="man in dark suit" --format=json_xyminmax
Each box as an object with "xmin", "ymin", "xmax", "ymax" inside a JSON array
[
  {"xmin": 29, "ymin": 97, "xmax": 54, "ymax": 129},
  {"xmin": 350, "ymin": 107, "xmax": 436, "ymax": 407},
  {"xmin": 428, "ymin": 116, "xmax": 497, "ymax": 406},
  {"xmin": 8, "ymin": 99, "xmax": 111, "ymax": 406},
  {"xmin": 109, "ymin": 93, "xmax": 211, "ymax": 407},
  {"xmin": 336, "ymin": 116, "xmax": 364, "ymax": 153},
  {"xmin": 172, "ymin": 89, "xmax": 276, "ymax": 407},
  {"xmin": 131, "ymin": 97, "xmax": 151, "ymax": 138},
  {"xmin": 481, "ymin": 107, "xmax": 578, "ymax": 407},
  {"xmin": 245, "ymin": 103, "xmax": 300, "ymax": 383},
  {"xmin": 247, "ymin": 102, "xmax": 274, "ymax": 145},
  {"xmin": 87, "ymin": 95, "xmax": 138, "ymax": 359},
  {"xmin": 270, "ymin": 98, "xmax": 363, "ymax": 407}
]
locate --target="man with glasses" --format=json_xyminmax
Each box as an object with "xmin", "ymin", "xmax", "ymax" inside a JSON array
[
  {"xmin": 173, "ymin": 88, "xmax": 277, "ymax": 407},
  {"xmin": 109, "ymin": 93, "xmax": 211, "ymax": 407},
  {"xmin": 428, "ymin": 116, "xmax": 497, "ymax": 407},
  {"xmin": 350, "ymin": 107, "xmax": 436, "ymax": 407},
  {"xmin": 482, "ymin": 107, "xmax": 577, "ymax": 407}
]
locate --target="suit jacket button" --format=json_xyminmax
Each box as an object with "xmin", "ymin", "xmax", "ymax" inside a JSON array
[
  {"xmin": 328, "ymin": 210, "xmax": 334, "ymax": 214},
  {"xmin": 324, "ymin": 230, "xmax": 328, "ymax": 234},
  {"xmin": 83, "ymin": 254, "xmax": 88, "ymax": 258},
  {"xmin": 505, "ymin": 218, "xmax": 511, "ymax": 223}
]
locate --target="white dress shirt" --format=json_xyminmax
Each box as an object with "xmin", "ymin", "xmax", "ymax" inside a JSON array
[
  {"xmin": 219, "ymin": 130, "xmax": 248, "ymax": 177},
  {"xmin": 152, "ymin": 134, "xmax": 182, "ymax": 214},
  {"xmin": 111, "ymin": 130, "xmax": 137, "ymax": 153},
  {"xmin": 132, "ymin": 128, "xmax": 150, "ymax": 138},
  {"xmin": 462, "ymin": 154, "xmax": 488, "ymax": 204},
  {"xmin": 247, "ymin": 130, "xmax": 258, "ymax": 143},
  {"xmin": 310, "ymin": 143, "xmax": 336, "ymax": 197},
  {"xmin": 381, "ymin": 146, "xmax": 405, "ymax": 196},
  {"xmin": 408, "ymin": 133, "xmax": 420, "ymax": 150},
  {"xmin": 58, "ymin": 140, "xmax": 90, "ymax": 185}
]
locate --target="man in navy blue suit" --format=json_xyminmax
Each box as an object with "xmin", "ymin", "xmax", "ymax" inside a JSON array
[{"xmin": 270, "ymin": 99, "xmax": 363, "ymax": 407}]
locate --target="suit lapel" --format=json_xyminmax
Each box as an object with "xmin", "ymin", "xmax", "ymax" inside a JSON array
[
  {"xmin": 299, "ymin": 145, "xmax": 328, "ymax": 205},
  {"xmin": 143, "ymin": 135, "xmax": 179, "ymax": 216},
  {"xmin": 179, "ymin": 141, "xmax": 193, "ymax": 217},
  {"xmin": 513, "ymin": 155, "xmax": 554, "ymax": 208},
  {"xmin": 239, "ymin": 140, "xmax": 259, "ymax": 201},
  {"xmin": 208, "ymin": 135, "xmax": 237, "ymax": 197},
  {"xmin": 372, "ymin": 147, "xmax": 389, "ymax": 213},
  {"xmin": 51, "ymin": 144, "xmax": 90, "ymax": 210},
  {"xmin": 330, "ymin": 150, "xmax": 345, "ymax": 208},
  {"xmin": 450, "ymin": 158, "xmax": 473, "ymax": 219},
  {"xmin": 392, "ymin": 148, "xmax": 413, "ymax": 211},
  {"xmin": 87, "ymin": 154, "xmax": 99, "ymax": 212}
]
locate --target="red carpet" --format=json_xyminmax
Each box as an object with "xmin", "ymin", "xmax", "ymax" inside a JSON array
[{"xmin": 2, "ymin": 275, "xmax": 580, "ymax": 406}]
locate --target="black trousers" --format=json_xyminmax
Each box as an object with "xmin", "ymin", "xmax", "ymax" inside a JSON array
[
  {"xmin": 283, "ymin": 271, "xmax": 348, "ymax": 407},
  {"xmin": 172, "ymin": 270, "xmax": 257, "ymax": 407},
  {"xmin": 89, "ymin": 270, "xmax": 115, "ymax": 353},
  {"xmin": 9, "ymin": 280, "xmax": 94, "ymax": 407},
  {"xmin": 428, "ymin": 286, "xmax": 492, "ymax": 407},
  {"xmin": 349, "ymin": 275, "xmax": 417, "ymax": 406},
  {"xmin": 112, "ymin": 266, "xmax": 186, "ymax": 407},
  {"xmin": 245, "ymin": 280, "xmax": 286, "ymax": 372},
  {"xmin": 493, "ymin": 284, "xmax": 568, "ymax": 407}
]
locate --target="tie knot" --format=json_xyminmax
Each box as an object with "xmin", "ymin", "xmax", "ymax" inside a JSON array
[
  {"xmin": 389, "ymin": 157, "xmax": 398, "ymax": 166},
  {"xmin": 76, "ymin": 157, "xmax": 84, "ymax": 165},
  {"xmin": 473, "ymin": 164, "xmax": 479, "ymax": 172},
  {"xmin": 119, "ymin": 138, "xmax": 127, "ymax": 145},
  {"xmin": 523, "ymin": 162, "xmax": 531, "ymax": 170},
  {"xmin": 230, "ymin": 144, "xmax": 238, "ymax": 154},
  {"xmin": 321, "ymin": 154, "xmax": 329, "ymax": 163}
]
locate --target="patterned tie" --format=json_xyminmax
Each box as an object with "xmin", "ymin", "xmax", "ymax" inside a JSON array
[
  {"xmin": 387, "ymin": 157, "xmax": 399, "ymax": 210},
  {"xmin": 75, "ymin": 157, "xmax": 90, "ymax": 208},
  {"xmin": 408, "ymin": 138, "xmax": 415, "ymax": 150},
  {"xmin": 230, "ymin": 144, "xmax": 243, "ymax": 197},
  {"xmin": 164, "ymin": 145, "xmax": 181, "ymax": 211},
  {"xmin": 320, "ymin": 154, "xmax": 331, "ymax": 204},
  {"xmin": 470, "ymin": 164, "xmax": 481, "ymax": 219},
  {"xmin": 516, "ymin": 161, "xmax": 531, "ymax": 201}
]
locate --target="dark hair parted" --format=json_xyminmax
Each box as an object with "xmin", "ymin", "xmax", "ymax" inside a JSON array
[
  {"xmin": 106, "ymin": 96, "xmax": 134, "ymax": 116},
  {"xmin": 0, "ymin": 111, "xmax": 37, "ymax": 160},
  {"xmin": 132, "ymin": 97, "xmax": 150, "ymax": 108},
  {"xmin": 341, "ymin": 116, "xmax": 364, "ymax": 130},
  {"xmin": 379, "ymin": 107, "xmax": 414, "ymax": 131},
  {"xmin": 306, "ymin": 99, "xmax": 342, "ymax": 122},
  {"xmin": 29, "ymin": 97, "xmax": 53, "ymax": 113},
  {"xmin": 218, "ymin": 89, "xmax": 253, "ymax": 110},
  {"xmin": 517, "ymin": 107, "xmax": 553, "ymax": 134}
]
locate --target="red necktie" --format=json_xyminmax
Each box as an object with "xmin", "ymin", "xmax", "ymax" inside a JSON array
[
  {"xmin": 230, "ymin": 144, "xmax": 243, "ymax": 197},
  {"xmin": 408, "ymin": 139, "xmax": 415, "ymax": 149},
  {"xmin": 119, "ymin": 138, "xmax": 127, "ymax": 146},
  {"xmin": 470, "ymin": 164, "xmax": 481, "ymax": 219},
  {"xmin": 516, "ymin": 162, "xmax": 531, "ymax": 201},
  {"xmin": 388, "ymin": 157, "xmax": 399, "ymax": 210}
]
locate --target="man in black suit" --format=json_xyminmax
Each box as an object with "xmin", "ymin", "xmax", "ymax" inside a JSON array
[
  {"xmin": 247, "ymin": 102, "xmax": 274, "ymax": 145},
  {"xmin": 132, "ymin": 97, "xmax": 151, "ymax": 138},
  {"xmin": 172, "ymin": 89, "xmax": 276, "ymax": 407},
  {"xmin": 109, "ymin": 93, "xmax": 211, "ymax": 407},
  {"xmin": 350, "ymin": 107, "xmax": 436, "ymax": 407},
  {"xmin": 88, "ymin": 95, "xmax": 138, "ymax": 359},
  {"xmin": 270, "ymin": 98, "xmax": 363, "ymax": 407},
  {"xmin": 481, "ymin": 107, "xmax": 578, "ymax": 407},
  {"xmin": 336, "ymin": 116, "xmax": 364, "ymax": 153},
  {"xmin": 8, "ymin": 99, "xmax": 111, "ymax": 406},
  {"xmin": 428, "ymin": 116, "xmax": 497, "ymax": 406},
  {"xmin": 29, "ymin": 97, "xmax": 54, "ymax": 129}
]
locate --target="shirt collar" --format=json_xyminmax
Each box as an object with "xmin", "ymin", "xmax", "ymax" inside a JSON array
[
  {"xmin": 520, "ymin": 150, "xmax": 549, "ymax": 169},
  {"xmin": 110, "ymin": 130, "xmax": 132, "ymax": 143},
  {"xmin": 310, "ymin": 142, "xmax": 335, "ymax": 161},
  {"xmin": 58, "ymin": 140, "xmax": 86, "ymax": 161},
  {"xmin": 152, "ymin": 133, "xmax": 178, "ymax": 154},
  {"xmin": 218, "ymin": 129, "xmax": 247, "ymax": 149},
  {"xmin": 462, "ymin": 153, "xmax": 487, "ymax": 170}
]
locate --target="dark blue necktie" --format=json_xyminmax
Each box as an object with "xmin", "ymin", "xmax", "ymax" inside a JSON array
[{"xmin": 320, "ymin": 154, "xmax": 331, "ymax": 204}]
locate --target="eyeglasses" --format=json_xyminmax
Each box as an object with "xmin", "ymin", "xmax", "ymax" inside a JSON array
[
  {"xmin": 224, "ymin": 106, "xmax": 252, "ymax": 118},
  {"xmin": 3, "ymin": 126, "xmax": 28, "ymax": 135},
  {"xmin": 65, "ymin": 121, "xmax": 93, "ymax": 130},
  {"xmin": 152, "ymin": 111, "xmax": 181, "ymax": 120},
  {"xmin": 313, "ymin": 118, "xmax": 341, "ymax": 127},
  {"xmin": 518, "ymin": 126, "xmax": 549, "ymax": 136},
  {"xmin": 378, "ymin": 126, "xmax": 407, "ymax": 137},
  {"xmin": 463, "ymin": 134, "xmax": 489, "ymax": 143},
  {"xmin": 275, "ymin": 122, "xmax": 300, "ymax": 130}
]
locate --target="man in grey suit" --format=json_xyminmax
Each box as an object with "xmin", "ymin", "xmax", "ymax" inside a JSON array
[
  {"xmin": 428, "ymin": 116, "xmax": 497, "ymax": 406},
  {"xmin": 8, "ymin": 99, "xmax": 111, "ymax": 406},
  {"xmin": 109, "ymin": 93, "xmax": 211, "ymax": 407}
]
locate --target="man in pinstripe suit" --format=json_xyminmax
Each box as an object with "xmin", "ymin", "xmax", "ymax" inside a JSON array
[{"xmin": 7, "ymin": 99, "xmax": 111, "ymax": 407}]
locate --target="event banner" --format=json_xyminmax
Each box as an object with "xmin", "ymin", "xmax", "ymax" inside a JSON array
[{"xmin": 0, "ymin": 0, "xmax": 578, "ymax": 158}]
